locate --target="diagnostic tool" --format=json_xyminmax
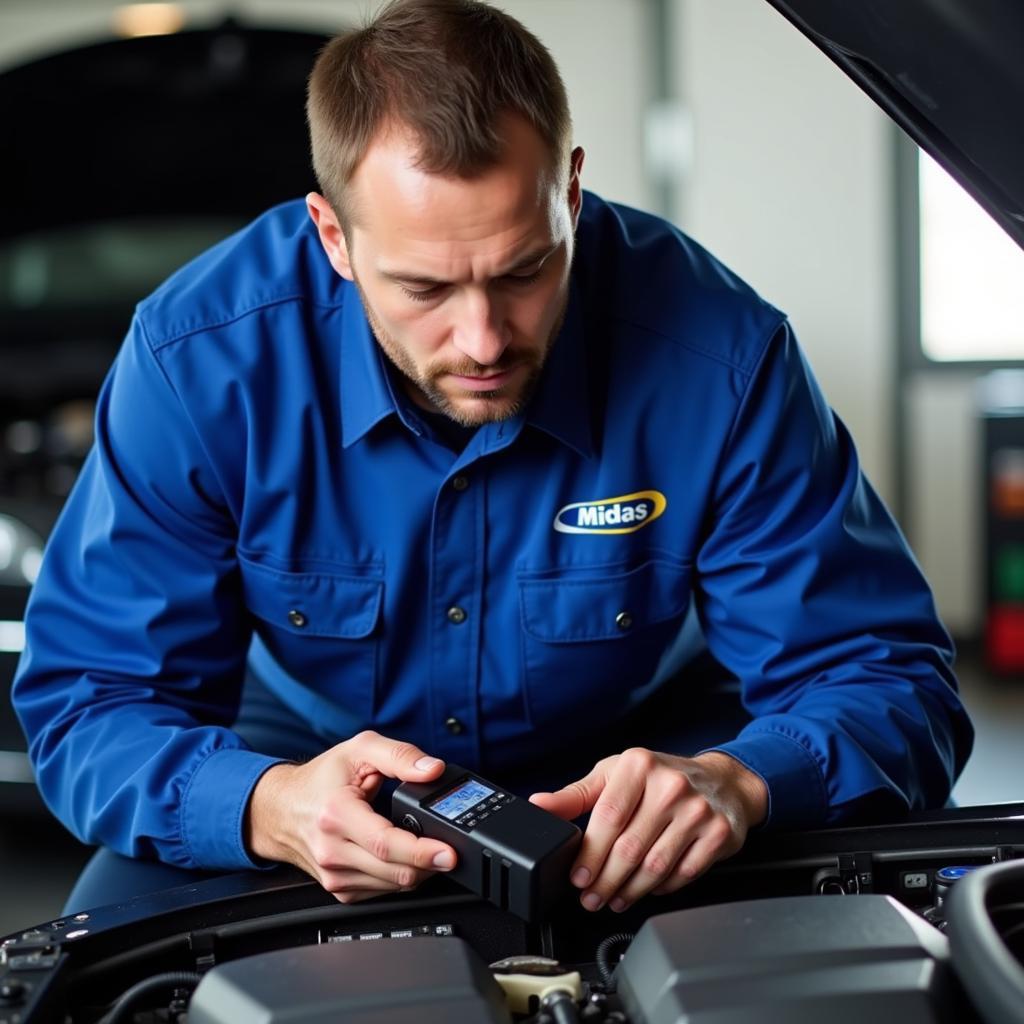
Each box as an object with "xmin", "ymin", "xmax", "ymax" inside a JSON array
[{"xmin": 393, "ymin": 765, "xmax": 582, "ymax": 922}]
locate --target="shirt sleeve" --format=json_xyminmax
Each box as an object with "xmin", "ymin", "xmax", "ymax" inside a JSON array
[
  {"xmin": 697, "ymin": 320, "xmax": 974, "ymax": 828},
  {"xmin": 12, "ymin": 314, "xmax": 283, "ymax": 870}
]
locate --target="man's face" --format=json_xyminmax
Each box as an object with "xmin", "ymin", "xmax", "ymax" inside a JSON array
[{"xmin": 309, "ymin": 116, "xmax": 584, "ymax": 426}]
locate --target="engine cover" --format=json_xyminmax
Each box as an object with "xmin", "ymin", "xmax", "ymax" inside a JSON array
[
  {"xmin": 188, "ymin": 935, "xmax": 511, "ymax": 1024},
  {"xmin": 616, "ymin": 894, "xmax": 962, "ymax": 1024}
]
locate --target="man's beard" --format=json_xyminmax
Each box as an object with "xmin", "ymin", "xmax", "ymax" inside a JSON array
[{"xmin": 355, "ymin": 280, "xmax": 568, "ymax": 428}]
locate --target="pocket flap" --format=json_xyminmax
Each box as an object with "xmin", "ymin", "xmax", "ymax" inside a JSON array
[
  {"xmin": 519, "ymin": 560, "xmax": 690, "ymax": 643},
  {"xmin": 240, "ymin": 559, "xmax": 383, "ymax": 639}
]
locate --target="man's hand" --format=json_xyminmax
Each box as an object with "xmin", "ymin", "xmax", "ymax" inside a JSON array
[
  {"xmin": 529, "ymin": 749, "xmax": 767, "ymax": 912},
  {"xmin": 245, "ymin": 731, "xmax": 457, "ymax": 903}
]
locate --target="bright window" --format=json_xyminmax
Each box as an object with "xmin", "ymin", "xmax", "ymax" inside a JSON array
[{"xmin": 919, "ymin": 152, "xmax": 1024, "ymax": 362}]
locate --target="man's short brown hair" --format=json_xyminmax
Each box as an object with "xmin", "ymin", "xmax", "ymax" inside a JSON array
[{"xmin": 306, "ymin": 0, "xmax": 572, "ymax": 228}]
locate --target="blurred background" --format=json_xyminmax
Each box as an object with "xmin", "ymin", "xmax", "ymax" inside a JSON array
[{"xmin": 1, "ymin": 0, "xmax": 1021, "ymax": 935}]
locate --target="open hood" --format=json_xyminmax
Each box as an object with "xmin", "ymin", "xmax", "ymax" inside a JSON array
[
  {"xmin": 764, "ymin": 1, "xmax": 1024, "ymax": 250},
  {"xmin": 0, "ymin": 22, "xmax": 327, "ymax": 238}
]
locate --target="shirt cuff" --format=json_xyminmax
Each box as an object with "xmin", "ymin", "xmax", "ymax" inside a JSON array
[
  {"xmin": 181, "ymin": 747, "xmax": 286, "ymax": 870},
  {"xmin": 702, "ymin": 725, "xmax": 829, "ymax": 829}
]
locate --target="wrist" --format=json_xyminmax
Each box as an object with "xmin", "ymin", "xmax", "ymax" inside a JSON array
[
  {"xmin": 695, "ymin": 751, "xmax": 769, "ymax": 828},
  {"xmin": 244, "ymin": 761, "xmax": 301, "ymax": 863}
]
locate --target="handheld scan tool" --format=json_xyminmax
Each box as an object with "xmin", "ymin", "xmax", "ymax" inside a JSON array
[{"xmin": 393, "ymin": 765, "xmax": 582, "ymax": 922}]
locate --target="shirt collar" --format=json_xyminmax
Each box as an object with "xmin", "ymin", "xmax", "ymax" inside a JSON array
[
  {"xmin": 339, "ymin": 286, "xmax": 408, "ymax": 448},
  {"xmin": 522, "ymin": 276, "xmax": 594, "ymax": 460},
  {"xmin": 339, "ymin": 274, "xmax": 594, "ymax": 459}
]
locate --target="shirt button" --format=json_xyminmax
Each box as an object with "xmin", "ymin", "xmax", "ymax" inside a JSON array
[
  {"xmin": 447, "ymin": 605, "xmax": 467, "ymax": 625},
  {"xmin": 288, "ymin": 609, "xmax": 308, "ymax": 628},
  {"xmin": 445, "ymin": 716, "xmax": 464, "ymax": 735},
  {"xmin": 615, "ymin": 610, "xmax": 633, "ymax": 631},
  {"xmin": 451, "ymin": 475, "xmax": 469, "ymax": 492}
]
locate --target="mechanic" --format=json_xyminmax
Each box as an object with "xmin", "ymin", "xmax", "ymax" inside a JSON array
[{"xmin": 13, "ymin": 0, "xmax": 973, "ymax": 916}]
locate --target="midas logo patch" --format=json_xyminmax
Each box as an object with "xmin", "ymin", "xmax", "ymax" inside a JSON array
[{"xmin": 553, "ymin": 490, "xmax": 667, "ymax": 535}]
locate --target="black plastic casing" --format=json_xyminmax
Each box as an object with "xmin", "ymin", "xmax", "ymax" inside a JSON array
[
  {"xmin": 188, "ymin": 936, "xmax": 511, "ymax": 1024},
  {"xmin": 393, "ymin": 765, "xmax": 581, "ymax": 923},
  {"xmin": 616, "ymin": 894, "xmax": 961, "ymax": 1024}
]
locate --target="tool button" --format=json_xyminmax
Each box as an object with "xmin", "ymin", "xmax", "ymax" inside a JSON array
[
  {"xmin": 446, "ymin": 606, "xmax": 467, "ymax": 625},
  {"xmin": 615, "ymin": 610, "xmax": 633, "ymax": 631},
  {"xmin": 400, "ymin": 814, "xmax": 423, "ymax": 837},
  {"xmin": 288, "ymin": 609, "xmax": 308, "ymax": 628},
  {"xmin": 451, "ymin": 475, "xmax": 469, "ymax": 492},
  {"xmin": 445, "ymin": 716, "xmax": 465, "ymax": 735}
]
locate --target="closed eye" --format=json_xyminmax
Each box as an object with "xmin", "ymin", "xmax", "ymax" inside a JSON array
[
  {"xmin": 501, "ymin": 269, "xmax": 543, "ymax": 286},
  {"xmin": 400, "ymin": 283, "xmax": 449, "ymax": 303}
]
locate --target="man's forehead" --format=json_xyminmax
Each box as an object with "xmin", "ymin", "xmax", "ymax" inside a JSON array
[{"xmin": 347, "ymin": 116, "xmax": 563, "ymax": 245}]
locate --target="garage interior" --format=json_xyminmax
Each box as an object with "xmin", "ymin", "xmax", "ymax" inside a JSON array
[{"xmin": 1, "ymin": 0, "xmax": 1022, "ymax": 942}]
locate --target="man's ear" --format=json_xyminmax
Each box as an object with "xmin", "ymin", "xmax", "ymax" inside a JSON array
[
  {"xmin": 306, "ymin": 192, "xmax": 354, "ymax": 281},
  {"xmin": 567, "ymin": 147, "xmax": 585, "ymax": 228}
]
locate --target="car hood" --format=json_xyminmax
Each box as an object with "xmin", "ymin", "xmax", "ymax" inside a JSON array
[{"xmin": 764, "ymin": 0, "xmax": 1024, "ymax": 250}]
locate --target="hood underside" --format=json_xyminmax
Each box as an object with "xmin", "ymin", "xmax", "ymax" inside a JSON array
[{"xmin": 764, "ymin": 0, "xmax": 1024, "ymax": 250}]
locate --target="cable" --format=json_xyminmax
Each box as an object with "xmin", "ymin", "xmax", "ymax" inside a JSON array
[
  {"xmin": 95, "ymin": 971, "xmax": 201, "ymax": 1024},
  {"xmin": 594, "ymin": 933, "xmax": 635, "ymax": 989}
]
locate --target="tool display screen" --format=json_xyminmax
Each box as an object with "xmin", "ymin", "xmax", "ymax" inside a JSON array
[{"xmin": 430, "ymin": 779, "xmax": 495, "ymax": 820}]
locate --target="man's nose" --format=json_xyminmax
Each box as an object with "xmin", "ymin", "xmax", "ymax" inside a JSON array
[{"xmin": 453, "ymin": 289, "xmax": 508, "ymax": 366}]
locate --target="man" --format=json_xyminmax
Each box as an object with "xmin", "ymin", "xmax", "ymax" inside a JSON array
[{"xmin": 14, "ymin": 0, "xmax": 972, "ymax": 916}]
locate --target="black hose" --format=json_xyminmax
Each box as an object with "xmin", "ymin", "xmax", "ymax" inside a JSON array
[
  {"xmin": 95, "ymin": 970, "xmax": 201, "ymax": 1024},
  {"xmin": 594, "ymin": 932, "xmax": 634, "ymax": 989},
  {"xmin": 542, "ymin": 988, "xmax": 583, "ymax": 1024}
]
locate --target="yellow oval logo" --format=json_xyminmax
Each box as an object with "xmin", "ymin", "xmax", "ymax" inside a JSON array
[{"xmin": 553, "ymin": 490, "xmax": 667, "ymax": 535}]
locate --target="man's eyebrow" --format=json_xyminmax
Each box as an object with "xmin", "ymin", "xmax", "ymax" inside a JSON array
[{"xmin": 378, "ymin": 245, "xmax": 558, "ymax": 288}]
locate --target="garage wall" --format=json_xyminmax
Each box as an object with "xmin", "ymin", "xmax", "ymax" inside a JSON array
[
  {"xmin": 672, "ymin": 0, "xmax": 896, "ymax": 507},
  {"xmin": 671, "ymin": 0, "xmax": 980, "ymax": 635}
]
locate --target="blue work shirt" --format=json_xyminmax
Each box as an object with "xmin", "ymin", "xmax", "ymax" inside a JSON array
[{"xmin": 13, "ymin": 193, "xmax": 974, "ymax": 871}]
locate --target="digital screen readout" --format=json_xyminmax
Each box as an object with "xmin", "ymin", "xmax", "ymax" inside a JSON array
[{"xmin": 430, "ymin": 779, "xmax": 495, "ymax": 820}]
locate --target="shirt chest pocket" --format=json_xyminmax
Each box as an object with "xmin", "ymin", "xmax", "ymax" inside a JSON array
[
  {"xmin": 518, "ymin": 559, "xmax": 692, "ymax": 736},
  {"xmin": 239, "ymin": 556, "xmax": 383, "ymax": 724}
]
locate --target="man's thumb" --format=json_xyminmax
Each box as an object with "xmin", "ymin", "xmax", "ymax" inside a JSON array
[{"xmin": 346, "ymin": 731, "xmax": 446, "ymax": 782}]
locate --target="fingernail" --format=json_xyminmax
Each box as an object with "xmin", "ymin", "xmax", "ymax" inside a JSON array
[
  {"xmin": 610, "ymin": 897, "xmax": 627, "ymax": 913},
  {"xmin": 432, "ymin": 851, "xmax": 455, "ymax": 869},
  {"xmin": 582, "ymin": 892, "xmax": 602, "ymax": 911},
  {"xmin": 571, "ymin": 867, "xmax": 590, "ymax": 888},
  {"xmin": 415, "ymin": 756, "xmax": 442, "ymax": 771}
]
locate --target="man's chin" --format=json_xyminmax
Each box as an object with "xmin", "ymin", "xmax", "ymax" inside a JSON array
[
  {"xmin": 438, "ymin": 392, "xmax": 523, "ymax": 427},
  {"xmin": 422, "ymin": 371, "xmax": 536, "ymax": 426}
]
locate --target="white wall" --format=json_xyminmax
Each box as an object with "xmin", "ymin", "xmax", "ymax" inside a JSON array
[
  {"xmin": 906, "ymin": 371, "xmax": 983, "ymax": 632},
  {"xmin": 672, "ymin": 0, "xmax": 896, "ymax": 507}
]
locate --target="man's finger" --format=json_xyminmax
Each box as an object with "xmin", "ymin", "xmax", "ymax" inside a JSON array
[
  {"xmin": 607, "ymin": 825, "xmax": 695, "ymax": 909},
  {"xmin": 570, "ymin": 754, "xmax": 648, "ymax": 904},
  {"xmin": 342, "ymin": 730, "xmax": 447, "ymax": 784},
  {"xmin": 321, "ymin": 840, "xmax": 433, "ymax": 889},
  {"xmin": 341, "ymin": 798, "xmax": 457, "ymax": 872},
  {"xmin": 528, "ymin": 766, "xmax": 606, "ymax": 821},
  {"xmin": 320, "ymin": 867, "xmax": 412, "ymax": 895},
  {"xmin": 654, "ymin": 821, "xmax": 734, "ymax": 895}
]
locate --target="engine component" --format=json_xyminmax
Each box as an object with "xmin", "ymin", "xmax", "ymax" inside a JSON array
[
  {"xmin": 188, "ymin": 936, "xmax": 511, "ymax": 1024},
  {"xmin": 489, "ymin": 954, "xmax": 583, "ymax": 1014},
  {"xmin": 616, "ymin": 894, "xmax": 960, "ymax": 1024}
]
